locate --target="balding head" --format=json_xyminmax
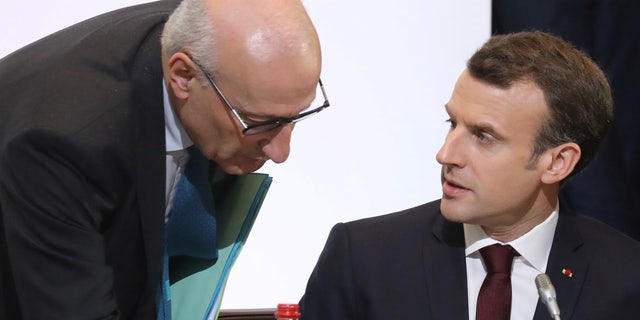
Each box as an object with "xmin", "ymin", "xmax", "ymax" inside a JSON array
[
  {"xmin": 162, "ymin": 0, "xmax": 321, "ymax": 86},
  {"xmin": 160, "ymin": 0, "xmax": 324, "ymax": 175},
  {"xmin": 209, "ymin": 0, "xmax": 321, "ymax": 95},
  {"xmin": 208, "ymin": 0, "xmax": 319, "ymax": 60}
]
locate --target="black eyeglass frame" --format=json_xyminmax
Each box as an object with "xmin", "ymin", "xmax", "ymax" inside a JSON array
[{"xmin": 190, "ymin": 57, "xmax": 330, "ymax": 135}]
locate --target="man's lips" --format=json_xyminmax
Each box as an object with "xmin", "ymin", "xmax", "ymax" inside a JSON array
[
  {"xmin": 442, "ymin": 178, "xmax": 470, "ymax": 197},
  {"xmin": 248, "ymin": 154, "xmax": 269, "ymax": 162},
  {"xmin": 249, "ymin": 157, "xmax": 268, "ymax": 167}
]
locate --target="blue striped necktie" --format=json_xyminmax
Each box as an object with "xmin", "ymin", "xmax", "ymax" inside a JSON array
[{"xmin": 158, "ymin": 145, "xmax": 218, "ymax": 320}]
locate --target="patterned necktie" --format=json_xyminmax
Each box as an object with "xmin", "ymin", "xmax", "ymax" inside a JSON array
[
  {"xmin": 158, "ymin": 146, "xmax": 218, "ymax": 320},
  {"xmin": 476, "ymin": 244, "xmax": 518, "ymax": 320}
]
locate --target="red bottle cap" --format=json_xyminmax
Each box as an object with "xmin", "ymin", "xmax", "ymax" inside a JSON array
[{"xmin": 275, "ymin": 303, "xmax": 301, "ymax": 318}]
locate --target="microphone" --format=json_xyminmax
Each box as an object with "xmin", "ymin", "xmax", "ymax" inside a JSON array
[{"xmin": 535, "ymin": 273, "xmax": 561, "ymax": 320}]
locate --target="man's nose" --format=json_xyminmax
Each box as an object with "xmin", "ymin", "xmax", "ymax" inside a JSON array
[
  {"xmin": 435, "ymin": 129, "xmax": 464, "ymax": 168},
  {"xmin": 260, "ymin": 124, "xmax": 294, "ymax": 163}
]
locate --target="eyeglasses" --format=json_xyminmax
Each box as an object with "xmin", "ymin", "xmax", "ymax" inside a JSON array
[{"xmin": 191, "ymin": 58, "xmax": 330, "ymax": 135}]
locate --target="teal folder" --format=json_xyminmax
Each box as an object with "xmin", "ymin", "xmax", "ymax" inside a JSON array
[{"xmin": 169, "ymin": 173, "xmax": 273, "ymax": 320}]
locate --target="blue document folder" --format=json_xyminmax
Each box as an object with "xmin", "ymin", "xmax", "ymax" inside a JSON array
[{"xmin": 169, "ymin": 173, "xmax": 273, "ymax": 320}]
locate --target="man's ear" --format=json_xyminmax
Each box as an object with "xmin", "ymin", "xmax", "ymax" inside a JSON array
[
  {"xmin": 167, "ymin": 52, "xmax": 198, "ymax": 100},
  {"xmin": 541, "ymin": 142, "xmax": 581, "ymax": 184}
]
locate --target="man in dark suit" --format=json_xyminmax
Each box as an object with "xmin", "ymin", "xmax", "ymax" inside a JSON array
[
  {"xmin": 0, "ymin": 0, "xmax": 324, "ymax": 319},
  {"xmin": 299, "ymin": 31, "xmax": 640, "ymax": 319}
]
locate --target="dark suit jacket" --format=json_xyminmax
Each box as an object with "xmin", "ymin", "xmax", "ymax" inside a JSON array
[
  {"xmin": 299, "ymin": 200, "xmax": 640, "ymax": 319},
  {"xmin": 0, "ymin": 1, "xmax": 182, "ymax": 319}
]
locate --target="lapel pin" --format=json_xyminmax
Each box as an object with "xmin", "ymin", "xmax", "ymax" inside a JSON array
[{"xmin": 562, "ymin": 268, "xmax": 573, "ymax": 278}]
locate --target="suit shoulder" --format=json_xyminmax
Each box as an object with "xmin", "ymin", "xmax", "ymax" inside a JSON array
[
  {"xmin": 1, "ymin": 1, "xmax": 174, "ymax": 65},
  {"xmin": 348, "ymin": 199, "xmax": 440, "ymax": 225},
  {"xmin": 566, "ymin": 213, "xmax": 640, "ymax": 258},
  {"xmin": 336, "ymin": 200, "xmax": 442, "ymax": 239}
]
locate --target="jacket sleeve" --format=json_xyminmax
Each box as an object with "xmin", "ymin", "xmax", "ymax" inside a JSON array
[{"xmin": 1, "ymin": 130, "xmax": 124, "ymax": 320}]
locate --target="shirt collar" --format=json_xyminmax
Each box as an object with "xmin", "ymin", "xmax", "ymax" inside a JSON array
[
  {"xmin": 163, "ymin": 80, "xmax": 193, "ymax": 152},
  {"xmin": 463, "ymin": 201, "xmax": 560, "ymax": 273}
]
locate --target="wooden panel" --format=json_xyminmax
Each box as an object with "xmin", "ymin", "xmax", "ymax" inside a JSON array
[{"xmin": 218, "ymin": 308, "xmax": 277, "ymax": 320}]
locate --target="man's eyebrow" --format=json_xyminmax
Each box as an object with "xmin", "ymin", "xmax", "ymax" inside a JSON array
[
  {"xmin": 471, "ymin": 122, "xmax": 498, "ymax": 134},
  {"xmin": 232, "ymin": 102, "xmax": 277, "ymax": 120},
  {"xmin": 470, "ymin": 121, "xmax": 505, "ymax": 141},
  {"xmin": 241, "ymin": 109, "xmax": 291, "ymax": 122},
  {"xmin": 242, "ymin": 101, "xmax": 313, "ymax": 121},
  {"xmin": 443, "ymin": 103, "xmax": 503, "ymax": 138}
]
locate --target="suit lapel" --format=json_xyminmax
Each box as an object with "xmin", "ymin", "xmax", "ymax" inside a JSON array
[
  {"xmin": 533, "ymin": 211, "xmax": 588, "ymax": 320},
  {"xmin": 424, "ymin": 212, "xmax": 469, "ymax": 320}
]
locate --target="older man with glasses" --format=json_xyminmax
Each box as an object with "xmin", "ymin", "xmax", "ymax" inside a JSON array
[
  {"xmin": 0, "ymin": 0, "xmax": 326, "ymax": 319},
  {"xmin": 192, "ymin": 55, "xmax": 329, "ymax": 136}
]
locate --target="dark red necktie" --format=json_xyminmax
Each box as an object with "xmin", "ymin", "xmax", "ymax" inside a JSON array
[{"xmin": 476, "ymin": 244, "xmax": 518, "ymax": 320}]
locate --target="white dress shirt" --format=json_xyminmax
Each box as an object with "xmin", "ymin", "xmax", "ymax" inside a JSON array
[
  {"xmin": 163, "ymin": 81, "xmax": 193, "ymax": 221},
  {"xmin": 464, "ymin": 202, "xmax": 559, "ymax": 320}
]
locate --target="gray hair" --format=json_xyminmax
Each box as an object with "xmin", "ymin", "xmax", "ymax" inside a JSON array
[{"xmin": 161, "ymin": 0, "xmax": 218, "ymax": 79}]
